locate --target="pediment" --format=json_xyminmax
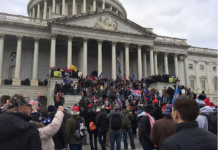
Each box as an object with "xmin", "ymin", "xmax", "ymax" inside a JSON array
[{"xmin": 51, "ymin": 10, "xmax": 156, "ymax": 38}]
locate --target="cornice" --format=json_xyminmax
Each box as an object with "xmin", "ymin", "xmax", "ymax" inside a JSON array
[
  {"xmin": 188, "ymin": 51, "xmax": 218, "ymax": 57},
  {"xmin": 154, "ymin": 41, "xmax": 191, "ymax": 48},
  {"xmin": 50, "ymin": 9, "xmax": 157, "ymax": 38}
]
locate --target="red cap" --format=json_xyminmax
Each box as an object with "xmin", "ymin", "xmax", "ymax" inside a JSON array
[
  {"xmin": 72, "ymin": 106, "xmax": 79, "ymax": 112},
  {"xmin": 162, "ymin": 105, "xmax": 166, "ymax": 109},
  {"xmin": 204, "ymin": 98, "xmax": 210, "ymax": 106},
  {"xmin": 153, "ymin": 99, "xmax": 158, "ymax": 104},
  {"xmin": 108, "ymin": 106, "xmax": 112, "ymax": 110},
  {"xmin": 210, "ymin": 102, "xmax": 215, "ymax": 107},
  {"xmin": 88, "ymin": 104, "xmax": 93, "ymax": 107}
]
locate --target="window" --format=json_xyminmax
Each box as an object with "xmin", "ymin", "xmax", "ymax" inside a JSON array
[
  {"xmin": 68, "ymin": 4, "xmax": 72, "ymax": 16},
  {"xmin": 77, "ymin": 5, "xmax": 81, "ymax": 14},
  {"xmin": 60, "ymin": 5, "xmax": 62, "ymax": 14},
  {"xmin": 189, "ymin": 64, "xmax": 193, "ymax": 69},
  {"xmin": 8, "ymin": 66, "xmax": 15, "ymax": 79},
  {"xmin": 201, "ymin": 80, "xmax": 205, "ymax": 91},
  {"xmin": 200, "ymin": 65, "xmax": 204, "ymax": 70},
  {"xmin": 86, "ymin": 6, "xmax": 90, "ymax": 13},
  {"xmin": 214, "ymin": 77, "xmax": 218, "ymax": 91},
  {"xmin": 190, "ymin": 80, "xmax": 194, "ymax": 90},
  {"xmin": 213, "ymin": 67, "xmax": 217, "ymax": 72}
]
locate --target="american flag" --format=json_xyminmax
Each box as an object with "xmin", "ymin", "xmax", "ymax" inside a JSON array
[{"xmin": 117, "ymin": 57, "xmax": 120, "ymax": 63}]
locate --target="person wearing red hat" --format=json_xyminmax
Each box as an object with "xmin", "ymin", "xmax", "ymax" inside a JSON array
[
  {"xmin": 153, "ymin": 99, "xmax": 163, "ymax": 120},
  {"xmin": 66, "ymin": 106, "xmax": 86, "ymax": 150}
]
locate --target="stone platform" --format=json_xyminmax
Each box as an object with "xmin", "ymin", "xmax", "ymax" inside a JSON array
[{"xmin": 149, "ymin": 82, "xmax": 175, "ymax": 96}]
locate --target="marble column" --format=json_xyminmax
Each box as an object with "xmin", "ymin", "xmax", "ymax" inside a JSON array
[
  {"xmin": 67, "ymin": 36, "xmax": 73, "ymax": 69},
  {"xmin": 62, "ymin": 0, "xmax": 66, "ymax": 15},
  {"xmin": 179, "ymin": 56, "xmax": 185, "ymax": 85},
  {"xmin": 194, "ymin": 60, "xmax": 200, "ymax": 93},
  {"xmin": 184, "ymin": 55, "xmax": 189, "ymax": 87},
  {"xmin": 31, "ymin": 37, "xmax": 40, "ymax": 86},
  {"xmin": 102, "ymin": 0, "xmax": 105, "ymax": 9},
  {"xmin": 205, "ymin": 62, "xmax": 210, "ymax": 93},
  {"xmin": 0, "ymin": 33, "xmax": 5, "ymax": 85},
  {"xmin": 174, "ymin": 53, "xmax": 179, "ymax": 78},
  {"xmin": 37, "ymin": 3, "xmax": 40, "ymax": 18},
  {"xmin": 143, "ymin": 49, "xmax": 147, "ymax": 77},
  {"xmin": 93, "ymin": 0, "xmax": 96, "ymax": 11},
  {"xmin": 137, "ymin": 45, "xmax": 142, "ymax": 80},
  {"xmin": 56, "ymin": 3, "xmax": 60, "ymax": 14},
  {"xmin": 120, "ymin": 49, "xmax": 124, "ymax": 78},
  {"xmin": 13, "ymin": 35, "xmax": 23, "ymax": 86},
  {"xmin": 52, "ymin": 0, "xmax": 56, "ymax": 13},
  {"xmin": 50, "ymin": 34, "xmax": 57, "ymax": 68},
  {"xmin": 125, "ymin": 43, "xmax": 130, "ymax": 79},
  {"xmin": 164, "ymin": 52, "xmax": 169, "ymax": 74},
  {"xmin": 150, "ymin": 49, "xmax": 154, "ymax": 75},
  {"xmin": 83, "ymin": 0, "xmax": 86, "ymax": 13},
  {"xmin": 112, "ymin": 41, "xmax": 117, "ymax": 80},
  {"xmin": 73, "ymin": 0, "xmax": 76, "ymax": 15},
  {"xmin": 32, "ymin": 7, "xmax": 36, "ymax": 18},
  {"xmin": 98, "ymin": 39, "xmax": 103, "ymax": 77},
  {"xmin": 43, "ymin": 0, "xmax": 47, "ymax": 19},
  {"xmin": 80, "ymin": 45, "xmax": 83, "ymax": 73},
  {"xmin": 83, "ymin": 38, "xmax": 88, "ymax": 77},
  {"xmin": 49, "ymin": 5, "xmax": 52, "ymax": 19},
  {"xmin": 154, "ymin": 51, "xmax": 158, "ymax": 75}
]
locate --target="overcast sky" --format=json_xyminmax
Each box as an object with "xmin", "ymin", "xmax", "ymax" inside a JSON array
[{"xmin": 0, "ymin": 0, "xmax": 217, "ymax": 49}]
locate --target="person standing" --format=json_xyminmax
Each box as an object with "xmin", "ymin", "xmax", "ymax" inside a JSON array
[
  {"xmin": 0, "ymin": 94, "xmax": 42, "ymax": 150},
  {"xmin": 150, "ymin": 105, "xmax": 176, "ymax": 148},
  {"xmin": 107, "ymin": 105, "xmax": 124, "ymax": 150},
  {"xmin": 96, "ymin": 106, "xmax": 109, "ymax": 150},
  {"xmin": 153, "ymin": 99, "xmax": 163, "ymax": 120},
  {"xmin": 87, "ymin": 111, "xmax": 98, "ymax": 150},
  {"xmin": 160, "ymin": 97, "xmax": 217, "ymax": 150},
  {"xmin": 80, "ymin": 106, "xmax": 90, "ymax": 146},
  {"xmin": 162, "ymin": 87, "xmax": 168, "ymax": 104},
  {"xmin": 121, "ymin": 106, "xmax": 136, "ymax": 150},
  {"xmin": 131, "ymin": 109, "xmax": 138, "ymax": 138}
]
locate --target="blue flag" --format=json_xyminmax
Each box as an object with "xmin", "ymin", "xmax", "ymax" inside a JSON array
[
  {"xmin": 106, "ymin": 74, "xmax": 109, "ymax": 79},
  {"xmin": 118, "ymin": 62, "xmax": 120, "ymax": 70},
  {"xmin": 172, "ymin": 84, "xmax": 181, "ymax": 104},
  {"xmin": 63, "ymin": 78, "xmax": 73, "ymax": 84},
  {"xmin": 116, "ymin": 75, "xmax": 119, "ymax": 80},
  {"xmin": 99, "ymin": 72, "xmax": 103, "ymax": 79},
  {"xmin": 131, "ymin": 74, "xmax": 135, "ymax": 80}
]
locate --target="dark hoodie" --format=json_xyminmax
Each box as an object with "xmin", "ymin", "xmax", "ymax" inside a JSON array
[{"xmin": 0, "ymin": 113, "xmax": 42, "ymax": 150}]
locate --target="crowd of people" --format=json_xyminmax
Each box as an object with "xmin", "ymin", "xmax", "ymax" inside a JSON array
[{"xmin": 2, "ymin": 78, "xmax": 48, "ymax": 86}]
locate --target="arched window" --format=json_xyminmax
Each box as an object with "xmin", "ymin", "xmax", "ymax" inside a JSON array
[
  {"xmin": 8, "ymin": 66, "xmax": 15, "ymax": 79},
  {"xmin": 200, "ymin": 76, "xmax": 206, "ymax": 91},
  {"xmin": 60, "ymin": 5, "xmax": 62, "ymax": 14},
  {"xmin": 77, "ymin": 5, "xmax": 81, "ymax": 14},
  {"xmin": 214, "ymin": 77, "xmax": 218, "ymax": 91},
  {"xmin": 68, "ymin": 4, "xmax": 72, "ymax": 16},
  {"xmin": 86, "ymin": 6, "xmax": 90, "ymax": 13}
]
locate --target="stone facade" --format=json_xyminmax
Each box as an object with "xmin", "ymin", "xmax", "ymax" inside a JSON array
[{"xmin": 0, "ymin": 0, "xmax": 217, "ymax": 106}]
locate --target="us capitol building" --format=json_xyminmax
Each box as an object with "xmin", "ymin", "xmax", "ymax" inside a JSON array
[{"xmin": 0, "ymin": 0, "xmax": 217, "ymax": 107}]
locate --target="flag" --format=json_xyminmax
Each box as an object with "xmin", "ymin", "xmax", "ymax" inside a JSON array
[
  {"xmin": 70, "ymin": 64, "xmax": 77, "ymax": 72},
  {"xmin": 118, "ymin": 57, "xmax": 121, "ymax": 73},
  {"xmin": 117, "ymin": 57, "xmax": 120, "ymax": 63},
  {"xmin": 90, "ymin": 73, "xmax": 95, "ymax": 80},
  {"xmin": 115, "ymin": 98, "xmax": 122, "ymax": 108},
  {"xmin": 106, "ymin": 74, "xmax": 108, "ymax": 79},
  {"xmin": 63, "ymin": 78, "xmax": 73, "ymax": 84},
  {"xmin": 48, "ymin": 66, "xmax": 52, "ymax": 70},
  {"xmin": 54, "ymin": 71, "xmax": 62, "ymax": 78},
  {"xmin": 172, "ymin": 84, "xmax": 181, "ymax": 104},
  {"xmin": 116, "ymin": 75, "xmax": 119, "ymax": 80},
  {"xmin": 61, "ymin": 71, "xmax": 66, "ymax": 78},
  {"xmin": 131, "ymin": 74, "xmax": 135, "ymax": 80},
  {"xmin": 99, "ymin": 72, "xmax": 103, "ymax": 79},
  {"xmin": 37, "ymin": 92, "xmax": 40, "ymax": 107}
]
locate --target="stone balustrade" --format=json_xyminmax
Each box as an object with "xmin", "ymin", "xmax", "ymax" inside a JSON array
[
  {"xmin": 155, "ymin": 36, "xmax": 187, "ymax": 44},
  {"xmin": 0, "ymin": 13, "xmax": 47, "ymax": 26},
  {"xmin": 188, "ymin": 47, "xmax": 218, "ymax": 53}
]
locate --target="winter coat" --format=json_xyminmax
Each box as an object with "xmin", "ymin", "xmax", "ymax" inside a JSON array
[
  {"xmin": 65, "ymin": 113, "xmax": 85, "ymax": 144},
  {"xmin": 121, "ymin": 109, "xmax": 133, "ymax": 129},
  {"xmin": 96, "ymin": 110, "xmax": 109, "ymax": 131},
  {"xmin": 153, "ymin": 105, "xmax": 163, "ymax": 120},
  {"xmin": 138, "ymin": 112, "xmax": 154, "ymax": 148},
  {"xmin": 131, "ymin": 112, "xmax": 138, "ymax": 129},
  {"xmin": 87, "ymin": 111, "xmax": 98, "ymax": 134},
  {"xmin": 162, "ymin": 89, "xmax": 167, "ymax": 96},
  {"xmin": 36, "ymin": 111, "xmax": 64, "ymax": 150},
  {"xmin": 160, "ymin": 121, "xmax": 217, "ymax": 150},
  {"xmin": 80, "ymin": 109, "xmax": 90, "ymax": 127},
  {"xmin": 0, "ymin": 113, "xmax": 42, "ymax": 150},
  {"xmin": 107, "ymin": 110, "xmax": 124, "ymax": 133},
  {"xmin": 196, "ymin": 106, "xmax": 214, "ymax": 130},
  {"xmin": 150, "ymin": 115, "xmax": 176, "ymax": 148}
]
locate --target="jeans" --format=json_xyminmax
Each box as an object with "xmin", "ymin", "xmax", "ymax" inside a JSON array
[
  {"xmin": 162, "ymin": 96, "xmax": 167, "ymax": 103},
  {"xmin": 98, "ymin": 130, "xmax": 107, "ymax": 150},
  {"xmin": 142, "ymin": 146, "xmax": 154, "ymax": 150},
  {"xmin": 74, "ymin": 89, "xmax": 78, "ymax": 95},
  {"xmin": 110, "ymin": 132, "xmax": 121, "ymax": 150},
  {"xmin": 83, "ymin": 134, "xmax": 87, "ymax": 144},
  {"xmin": 122, "ymin": 128, "xmax": 135, "ymax": 149},
  {"xmin": 69, "ymin": 143, "xmax": 83, "ymax": 150}
]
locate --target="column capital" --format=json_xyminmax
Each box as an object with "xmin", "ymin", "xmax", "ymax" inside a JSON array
[
  {"xmin": 137, "ymin": 44, "xmax": 143, "ymax": 48},
  {"xmin": 111, "ymin": 41, "xmax": 117, "ymax": 45},
  {"xmin": 194, "ymin": 60, "xmax": 198, "ymax": 64},
  {"xmin": 164, "ymin": 52, "xmax": 169, "ymax": 56},
  {"xmin": 98, "ymin": 39, "xmax": 103, "ymax": 44},
  {"xmin": 184, "ymin": 54, "xmax": 188, "ymax": 58},
  {"xmin": 174, "ymin": 53, "xmax": 178, "ymax": 57},
  {"xmin": 33, "ymin": 37, "xmax": 40, "ymax": 42},
  {"xmin": 125, "ymin": 43, "xmax": 130, "ymax": 47},
  {"xmin": 83, "ymin": 37, "xmax": 89, "ymax": 43},
  {"xmin": 67, "ymin": 35, "xmax": 74, "ymax": 41},
  {"xmin": 154, "ymin": 51, "xmax": 158, "ymax": 54},
  {"xmin": 16, "ymin": 35, "xmax": 23, "ymax": 41},
  {"xmin": 0, "ymin": 33, "xmax": 5, "ymax": 39},
  {"xmin": 149, "ymin": 45, "xmax": 154, "ymax": 50},
  {"xmin": 51, "ymin": 34, "xmax": 57, "ymax": 39},
  {"xmin": 179, "ymin": 55, "xmax": 184, "ymax": 61},
  {"xmin": 205, "ymin": 61, "xmax": 210, "ymax": 65}
]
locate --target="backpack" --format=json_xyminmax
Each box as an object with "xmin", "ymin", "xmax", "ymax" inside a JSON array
[
  {"xmin": 200, "ymin": 112, "xmax": 215, "ymax": 133},
  {"xmin": 122, "ymin": 113, "xmax": 130, "ymax": 128},
  {"xmin": 72, "ymin": 116, "xmax": 87, "ymax": 139},
  {"xmin": 89, "ymin": 121, "xmax": 97, "ymax": 131},
  {"xmin": 111, "ymin": 114, "xmax": 122, "ymax": 130},
  {"xmin": 209, "ymin": 112, "xmax": 217, "ymax": 135}
]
